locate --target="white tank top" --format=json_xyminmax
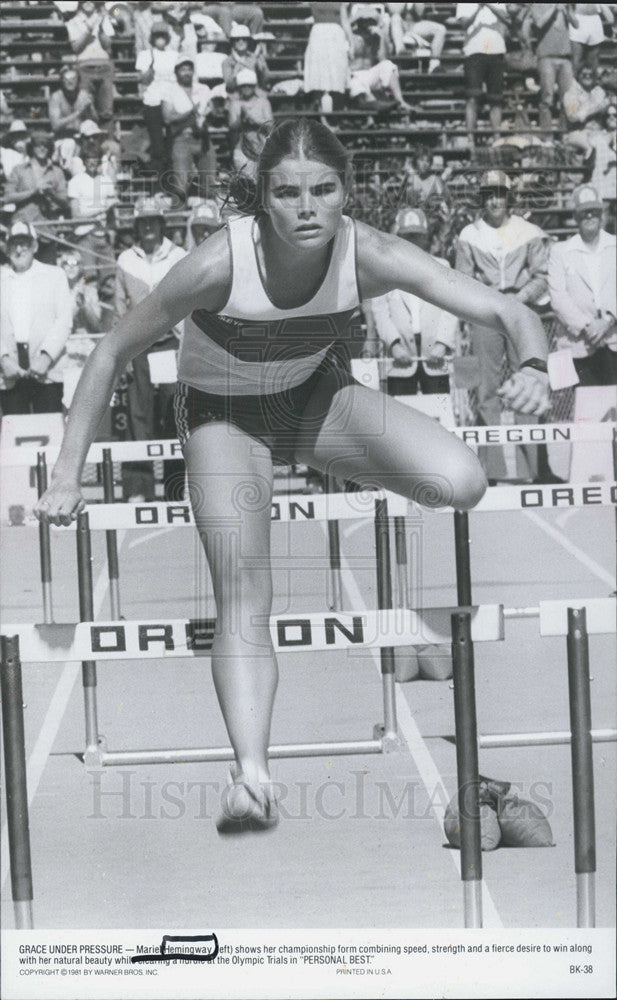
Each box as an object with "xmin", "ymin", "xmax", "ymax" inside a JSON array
[{"xmin": 177, "ymin": 214, "xmax": 360, "ymax": 395}]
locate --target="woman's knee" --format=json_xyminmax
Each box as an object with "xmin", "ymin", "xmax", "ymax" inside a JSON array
[{"xmin": 450, "ymin": 453, "xmax": 488, "ymax": 510}]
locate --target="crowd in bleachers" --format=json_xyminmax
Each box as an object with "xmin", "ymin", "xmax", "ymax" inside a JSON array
[{"xmin": 1, "ymin": 2, "xmax": 616, "ymax": 493}]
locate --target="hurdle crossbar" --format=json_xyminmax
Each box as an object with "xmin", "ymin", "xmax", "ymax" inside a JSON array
[{"xmin": 2, "ymin": 422, "xmax": 614, "ymax": 468}]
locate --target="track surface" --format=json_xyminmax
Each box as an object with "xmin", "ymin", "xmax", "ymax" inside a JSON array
[{"xmin": 1, "ymin": 499, "xmax": 615, "ymax": 930}]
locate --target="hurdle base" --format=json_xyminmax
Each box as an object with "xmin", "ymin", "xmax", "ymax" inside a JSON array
[
  {"xmin": 463, "ymin": 880, "xmax": 483, "ymax": 929},
  {"xmin": 373, "ymin": 723, "xmax": 404, "ymax": 753},
  {"xmin": 14, "ymin": 899, "xmax": 33, "ymax": 930},
  {"xmin": 92, "ymin": 738, "xmax": 384, "ymax": 767},
  {"xmin": 577, "ymin": 872, "xmax": 595, "ymax": 928},
  {"xmin": 83, "ymin": 735, "xmax": 108, "ymax": 769}
]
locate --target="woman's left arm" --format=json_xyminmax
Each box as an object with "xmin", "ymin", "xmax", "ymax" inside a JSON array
[{"xmin": 356, "ymin": 221, "xmax": 550, "ymax": 415}]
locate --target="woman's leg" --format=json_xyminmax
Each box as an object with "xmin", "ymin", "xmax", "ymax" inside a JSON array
[
  {"xmin": 295, "ymin": 383, "xmax": 487, "ymax": 510},
  {"xmin": 183, "ymin": 423, "xmax": 277, "ymax": 789}
]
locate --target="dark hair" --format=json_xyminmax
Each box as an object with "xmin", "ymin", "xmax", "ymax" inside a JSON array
[
  {"xmin": 28, "ymin": 132, "xmax": 54, "ymax": 156},
  {"xmin": 413, "ymin": 146, "xmax": 433, "ymax": 164},
  {"xmin": 228, "ymin": 117, "xmax": 352, "ymax": 214}
]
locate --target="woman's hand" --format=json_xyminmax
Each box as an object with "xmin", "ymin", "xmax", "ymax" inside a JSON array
[
  {"xmin": 34, "ymin": 480, "xmax": 86, "ymax": 527},
  {"xmin": 497, "ymin": 369, "xmax": 551, "ymax": 416}
]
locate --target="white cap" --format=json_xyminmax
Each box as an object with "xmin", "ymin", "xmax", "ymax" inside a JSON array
[
  {"xmin": 230, "ymin": 23, "xmax": 251, "ymax": 39},
  {"xmin": 8, "ymin": 119, "xmax": 28, "ymax": 134},
  {"xmin": 7, "ymin": 221, "xmax": 37, "ymax": 242},
  {"xmin": 79, "ymin": 119, "xmax": 105, "ymax": 137}
]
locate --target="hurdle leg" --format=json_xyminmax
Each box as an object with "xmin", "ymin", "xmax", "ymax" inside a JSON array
[
  {"xmin": 325, "ymin": 475, "xmax": 343, "ymax": 611},
  {"xmin": 454, "ymin": 510, "xmax": 473, "ymax": 606},
  {"xmin": 76, "ymin": 512, "xmax": 104, "ymax": 766},
  {"xmin": 1, "ymin": 636, "xmax": 34, "ymax": 929},
  {"xmin": 373, "ymin": 498, "xmax": 401, "ymax": 750},
  {"xmin": 36, "ymin": 453, "xmax": 53, "ymax": 623},
  {"xmin": 451, "ymin": 611, "xmax": 483, "ymax": 928},
  {"xmin": 101, "ymin": 448, "xmax": 121, "ymax": 619},
  {"xmin": 394, "ymin": 515, "xmax": 409, "ymax": 609},
  {"xmin": 566, "ymin": 607, "xmax": 596, "ymax": 928}
]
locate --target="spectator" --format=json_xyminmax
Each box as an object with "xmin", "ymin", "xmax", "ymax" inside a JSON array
[
  {"xmin": 48, "ymin": 64, "xmax": 98, "ymax": 142},
  {"xmin": 164, "ymin": 5, "xmax": 199, "ymax": 60},
  {"xmin": 162, "ymin": 57, "xmax": 217, "ymax": 203},
  {"xmin": 548, "ymin": 184, "xmax": 616, "ymax": 385},
  {"xmin": 529, "ymin": 4, "xmax": 576, "ymax": 132},
  {"xmin": 136, "ymin": 20, "xmax": 179, "ymax": 176},
  {"xmin": 455, "ymin": 2, "xmax": 509, "ymax": 147},
  {"xmin": 303, "ymin": 2, "xmax": 351, "ymax": 113},
  {"xmin": 4, "ymin": 132, "xmax": 69, "ymax": 224},
  {"xmin": 369, "ymin": 208, "xmax": 457, "ymax": 395},
  {"xmin": 563, "ymin": 64, "xmax": 610, "ymax": 131},
  {"xmin": 66, "ymin": 0, "xmax": 116, "ymax": 131},
  {"xmin": 201, "ymin": 2, "xmax": 265, "ymax": 38},
  {"xmin": 132, "ymin": 1, "xmax": 156, "ymax": 55},
  {"xmin": 388, "ymin": 3, "xmax": 446, "ymax": 73},
  {"xmin": 0, "ymin": 90, "xmax": 12, "ymax": 130},
  {"xmin": 569, "ymin": 3, "xmax": 615, "ymax": 79},
  {"xmin": 228, "ymin": 68, "xmax": 273, "ymax": 178},
  {"xmin": 223, "ymin": 24, "xmax": 268, "ymax": 94},
  {"xmin": 114, "ymin": 195, "xmax": 187, "ymax": 501},
  {"xmin": 404, "ymin": 146, "xmax": 451, "ymax": 207},
  {"xmin": 67, "ymin": 152, "xmax": 117, "ymax": 275},
  {"xmin": 349, "ymin": 4, "xmax": 412, "ymax": 111},
  {"xmin": 0, "ymin": 222, "xmax": 72, "ymax": 414},
  {"xmin": 62, "ymin": 119, "xmax": 119, "ymax": 180},
  {"xmin": 455, "ymin": 170, "xmax": 550, "ymax": 482},
  {"xmin": 193, "ymin": 19, "xmax": 228, "ymax": 87},
  {"xmin": 57, "ymin": 249, "xmax": 102, "ymax": 333},
  {"xmin": 1, "ymin": 120, "xmax": 29, "ymax": 182},
  {"xmin": 566, "ymin": 104, "xmax": 617, "ymax": 229},
  {"xmin": 186, "ymin": 197, "xmax": 223, "ymax": 248}
]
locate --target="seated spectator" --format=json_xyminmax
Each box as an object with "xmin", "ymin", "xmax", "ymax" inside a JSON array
[
  {"xmin": 369, "ymin": 208, "xmax": 457, "ymax": 396},
  {"xmin": 566, "ymin": 103, "xmax": 617, "ymax": 230},
  {"xmin": 66, "ymin": 0, "xmax": 116, "ymax": 131},
  {"xmin": 136, "ymin": 20, "xmax": 179, "ymax": 175},
  {"xmin": 193, "ymin": 18, "xmax": 228, "ymax": 88},
  {"xmin": 349, "ymin": 4, "xmax": 411, "ymax": 111},
  {"xmin": 548, "ymin": 184, "xmax": 616, "ymax": 386},
  {"xmin": 228, "ymin": 68, "xmax": 273, "ymax": 178},
  {"xmin": 4, "ymin": 132, "xmax": 68, "ymax": 224},
  {"xmin": 115, "ymin": 195, "xmax": 187, "ymax": 501},
  {"xmin": 186, "ymin": 197, "xmax": 223, "ymax": 248},
  {"xmin": 404, "ymin": 146, "xmax": 451, "ymax": 207},
  {"xmin": 48, "ymin": 64, "xmax": 98, "ymax": 142},
  {"xmin": 303, "ymin": 2, "xmax": 351, "ymax": 114},
  {"xmin": 455, "ymin": 169, "xmax": 550, "ymax": 483},
  {"xmin": 0, "ymin": 120, "xmax": 30, "ymax": 183},
  {"xmin": 164, "ymin": 5, "xmax": 199, "ymax": 60},
  {"xmin": 569, "ymin": 3, "xmax": 614, "ymax": 78},
  {"xmin": 62, "ymin": 119, "xmax": 120, "ymax": 181},
  {"xmin": 387, "ymin": 3, "xmax": 446, "ymax": 73},
  {"xmin": 563, "ymin": 64, "xmax": 610, "ymax": 131},
  {"xmin": 223, "ymin": 24, "xmax": 268, "ymax": 94},
  {"xmin": 57, "ymin": 249, "xmax": 102, "ymax": 333},
  {"xmin": 529, "ymin": 4, "xmax": 576, "ymax": 132},
  {"xmin": 162, "ymin": 57, "xmax": 217, "ymax": 203},
  {"xmin": 455, "ymin": 2, "xmax": 510, "ymax": 147},
  {"xmin": 201, "ymin": 2, "xmax": 265, "ymax": 38},
  {"xmin": 67, "ymin": 153, "xmax": 117, "ymax": 275},
  {"xmin": 0, "ymin": 221, "xmax": 72, "ymax": 415}
]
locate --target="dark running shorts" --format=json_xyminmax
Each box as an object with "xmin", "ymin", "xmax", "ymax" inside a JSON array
[
  {"xmin": 464, "ymin": 53, "xmax": 504, "ymax": 101},
  {"xmin": 173, "ymin": 345, "xmax": 360, "ymax": 464}
]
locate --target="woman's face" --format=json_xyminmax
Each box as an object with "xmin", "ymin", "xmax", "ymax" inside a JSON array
[
  {"xmin": 264, "ymin": 155, "xmax": 346, "ymax": 250},
  {"xmin": 233, "ymin": 38, "xmax": 249, "ymax": 54},
  {"xmin": 152, "ymin": 33, "xmax": 168, "ymax": 49}
]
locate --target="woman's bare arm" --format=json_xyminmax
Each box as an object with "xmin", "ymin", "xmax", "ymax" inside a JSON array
[
  {"xmin": 35, "ymin": 229, "xmax": 231, "ymax": 524},
  {"xmin": 356, "ymin": 220, "xmax": 550, "ymax": 415}
]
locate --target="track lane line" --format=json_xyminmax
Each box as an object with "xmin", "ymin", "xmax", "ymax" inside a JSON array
[
  {"xmin": 337, "ymin": 522, "xmax": 503, "ymax": 928},
  {"xmin": 1, "ymin": 533, "xmax": 126, "ymax": 888},
  {"xmin": 523, "ymin": 510, "xmax": 615, "ymax": 588}
]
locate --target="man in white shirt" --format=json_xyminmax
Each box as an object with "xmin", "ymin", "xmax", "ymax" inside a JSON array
[
  {"xmin": 0, "ymin": 222, "xmax": 72, "ymax": 413},
  {"xmin": 162, "ymin": 57, "xmax": 217, "ymax": 203},
  {"xmin": 455, "ymin": 2, "xmax": 509, "ymax": 146},
  {"xmin": 67, "ymin": 0, "xmax": 115, "ymax": 129},
  {"xmin": 368, "ymin": 207, "xmax": 457, "ymax": 395},
  {"xmin": 67, "ymin": 153, "xmax": 117, "ymax": 276},
  {"xmin": 548, "ymin": 184, "xmax": 617, "ymax": 385},
  {"xmin": 114, "ymin": 196, "xmax": 187, "ymax": 500}
]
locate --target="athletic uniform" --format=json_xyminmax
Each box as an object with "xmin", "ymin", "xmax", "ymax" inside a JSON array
[{"xmin": 174, "ymin": 214, "xmax": 362, "ymax": 461}]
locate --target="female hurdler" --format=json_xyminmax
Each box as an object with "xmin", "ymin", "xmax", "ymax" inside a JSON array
[{"xmin": 35, "ymin": 119, "xmax": 550, "ymax": 833}]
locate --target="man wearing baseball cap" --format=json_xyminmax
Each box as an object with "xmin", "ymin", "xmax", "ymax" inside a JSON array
[
  {"xmin": 228, "ymin": 67, "xmax": 273, "ymax": 177},
  {"xmin": 114, "ymin": 194, "xmax": 187, "ymax": 501},
  {"xmin": 161, "ymin": 56, "xmax": 217, "ymax": 202},
  {"xmin": 456, "ymin": 169, "xmax": 551, "ymax": 482},
  {"xmin": 1, "ymin": 221, "xmax": 72, "ymax": 414},
  {"xmin": 369, "ymin": 207, "xmax": 457, "ymax": 395},
  {"xmin": 223, "ymin": 23, "xmax": 268, "ymax": 94},
  {"xmin": 186, "ymin": 198, "xmax": 222, "ymax": 248},
  {"xmin": 549, "ymin": 184, "xmax": 616, "ymax": 385}
]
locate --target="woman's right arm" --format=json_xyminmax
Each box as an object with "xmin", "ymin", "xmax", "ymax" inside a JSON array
[{"xmin": 35, "ymin": 229, "xmax": 231, "ymax": 524}]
